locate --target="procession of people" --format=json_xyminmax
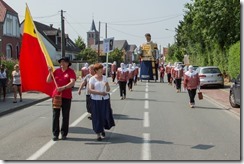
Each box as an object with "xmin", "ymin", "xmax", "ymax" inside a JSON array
[{"xmin": 0, "ymin": 33, "xmax": 200, "ymax": 142}]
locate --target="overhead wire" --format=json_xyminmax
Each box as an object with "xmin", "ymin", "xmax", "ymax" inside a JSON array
[{"xmin": 107, "ymin": 14, "xmax": 182, "ymax": 26}]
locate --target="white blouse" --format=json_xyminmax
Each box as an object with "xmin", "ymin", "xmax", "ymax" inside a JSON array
[{"xmin": 89, "ymin": 75, "xmax": 109, "ymax": 100}]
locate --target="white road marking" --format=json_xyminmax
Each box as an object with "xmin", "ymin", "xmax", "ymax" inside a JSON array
[
  {"xmin": 27, "ymin": 112, "xmax": 88, "ymax": 160},
  {"xmin": 145, "ymin": 93, "xmax": 148, "ymax": 99},
  {"xmin": 144, "ymin": 100, "xmax": 149, "ymax": 109},
  {"xmin": 142, "ymin": 133, "xmax": 151, "ymax": 160},
  {"xmin": 144, "ymin": 112, "xmax": 150, "ymax": 127},
  {"xmin": 27, "ymin": 140, "xmax": 56, "ymax": 160},
  {"xmin": 27, "ymin": 85, "xmax": 119, "ymax": 160}
]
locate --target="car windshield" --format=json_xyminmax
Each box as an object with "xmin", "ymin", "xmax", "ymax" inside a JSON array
[{"xmin": 201, "ymin": 68, "xmax": 221, "ymax": 74}]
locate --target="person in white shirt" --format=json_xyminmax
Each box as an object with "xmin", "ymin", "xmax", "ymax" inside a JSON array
[
  {"xmin": 89, "ymin": 63, "xmax": 115, "ymax": 141},
  {"xmin": 11, "ymin": 64, "xmax": 22, "ymax": 103}
]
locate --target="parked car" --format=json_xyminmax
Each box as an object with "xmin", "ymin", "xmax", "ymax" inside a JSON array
[
  {"xmin": 196, "ymin": 66, "xmax": 224, "ymax": 88},
  {"xmin": 229, "ymin": 74, "xmax": 240, "ymax": 108}
]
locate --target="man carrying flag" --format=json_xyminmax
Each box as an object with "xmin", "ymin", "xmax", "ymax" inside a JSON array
[
  {"xmin": 20, "ymin": 6, "xmax": 76, "ymax": 141},
  {"xmin": 46, "ymin": 57, "xmax": 76, "ymax": 141}
]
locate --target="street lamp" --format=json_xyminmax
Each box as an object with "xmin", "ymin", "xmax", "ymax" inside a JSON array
[{"xmin": 165, "ymin": 28, "xmax": 176, "ymax": 43}]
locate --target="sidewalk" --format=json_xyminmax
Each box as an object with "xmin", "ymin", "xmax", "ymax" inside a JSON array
[
  {"xmin": 202, "ymin": 87, "xmax": 240, "ymax": 116},
  {"xmin": 0, "ymin": 80, "xmax": 82, "ymax": 117},
  {"xmin": 0, "ymin": 91, "xmax": 50, "ymax": 117}
]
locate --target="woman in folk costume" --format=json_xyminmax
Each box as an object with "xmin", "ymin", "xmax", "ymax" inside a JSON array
[
  {"xmin": 183, "ymin": 65, "xmax": 200, "ymax": 108},
  {"xmin": 116, "ymin": 63, "xmax": 128, "ymax": 100},
  {"xmin": 159, "ymin": 64, "xmax": 165, "ymax": 83},
  {"xmin": 111, "ymin": 61, "xmax": 117, "ymax": 83},
  {"xmin": 165, "ymin": 62, "xmax": 172, "ymax": 85},
  {"xmin": 132, "ymin": 63, "xmax": 139, "ymax": 85},
  {"xmin": 127, "ymin": 64, "xmax": 135, "ymax": 91},
  {"xmin": 81, "ymin": 63, "xmax": 89, "ymax": 79},
  {"xmin": 171, "ymin": 62, "xmax": 177, "ymax": 87},
  {"xmin": 173, "ymin": 63, "xmax": 183, "ymax": 92},
  {"xmin": 88, "ymin": 63, "xmax": 115, "ymax": 141}
]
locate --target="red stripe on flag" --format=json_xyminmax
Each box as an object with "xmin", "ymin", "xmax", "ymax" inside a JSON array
[{"xmin": 20, "ymin": 33, "xmax": 55, "ymax": 97}]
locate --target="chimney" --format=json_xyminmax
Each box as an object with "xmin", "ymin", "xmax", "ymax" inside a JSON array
[{"xmin": 50, "ymin": 24, "xmax": 53, "ymax": 28}]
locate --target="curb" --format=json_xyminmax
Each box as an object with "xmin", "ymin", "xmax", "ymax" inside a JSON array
[
  {"xmin": 203, "ymin": 93, "xmax": 240, "ymax": 117},
  {"xmin": 0, "ymin": 97, "xmax": 50, "ymax": 117}
]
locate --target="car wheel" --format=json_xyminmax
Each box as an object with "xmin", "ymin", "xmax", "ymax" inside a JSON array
[
  {"xmin": 229, "ymin": 91, "xmax": 240, "ymax": 108},
  {"xmin": 220, "ymin": 84, "xmax": 225, "ymax": 88}
]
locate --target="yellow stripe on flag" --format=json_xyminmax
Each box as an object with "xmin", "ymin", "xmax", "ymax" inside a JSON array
[{"xmin": 24, "ymin": 5, "xmax": 54, "ymax": 69}]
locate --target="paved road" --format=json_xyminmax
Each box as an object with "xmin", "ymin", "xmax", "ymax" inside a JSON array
[
  {"xmin": 0, "ymin": 78, "xmax": 240, "ymax": 160},
  {"xmin": 0, "ymin": 79, "xmax": 240, "ymax": 118}
]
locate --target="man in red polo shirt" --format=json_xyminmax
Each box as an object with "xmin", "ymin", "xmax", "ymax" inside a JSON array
[{"xmin": 47, "ymin": 57, "xmax": 76, "ymax": 141}]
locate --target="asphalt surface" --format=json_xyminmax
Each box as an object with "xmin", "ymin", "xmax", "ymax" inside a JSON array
[{"xmin": 0, "ymin": 79, "xmax": 240, "ymax": 118}]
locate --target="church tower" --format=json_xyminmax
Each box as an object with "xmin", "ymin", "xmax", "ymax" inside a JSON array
[{"xmin": 87, "ymin": 19, "xmax": 99, "ymax": 47}]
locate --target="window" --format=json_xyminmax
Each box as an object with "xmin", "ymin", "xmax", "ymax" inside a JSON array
[
  {"xmin": 4, "ymin": 14, "xmax": 20, "ymax": 37},
  {"xmin": 6, "ymin": 44, "xmax": 12, "ymax": 59},
  {"xmin": 6, "ymin": 16, "xmax": 13, "ymax": 35}
]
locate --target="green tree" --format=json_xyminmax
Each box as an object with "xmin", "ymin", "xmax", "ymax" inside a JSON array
[
  {"xmin": 74, "ymin": 36, "xmax": 86, "ymax": 51},
  {"xmin": 79, "ymin": 48, "xmax": 98, "ymax": 64},
  {"xmin": 108, "ymin": 48, "xmax": 124, "ymax": 65},
  {"xmin": 172, "ymin": 0, "xmax": 240, "ymax": 73},
  {"xmin": 228, "ymin": 41, "xmax": 240, "ymax": 79}
]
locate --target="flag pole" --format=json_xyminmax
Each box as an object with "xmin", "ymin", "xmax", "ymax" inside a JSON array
[{"xmin": 50, "ymin": 72, "xmax": 58, "ymax": 89}]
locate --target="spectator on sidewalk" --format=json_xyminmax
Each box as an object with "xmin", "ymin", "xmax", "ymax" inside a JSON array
[
  {"xmin": 11, "ymin": 64, "xmax": 22, "ymax": 103},
  {"xmin": 183, "ymin": 65, "xmax": 200, "ymax": 108},
  {"xmin": 0, "ymin": 64, "xmax": 8, "ymax": 102},
  {"xmin": 78, "ymin": 64, "xmax": 95, "ymax": 120},
  {"xmin": 88, "ymin": 63, "xmax": 115, "ymax": 141},
  {"xmin": 46, "ymin": 57, "xmax": 76, "ymax": 141}
]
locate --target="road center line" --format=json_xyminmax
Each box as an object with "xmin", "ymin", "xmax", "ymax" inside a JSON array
[
  {"xmin": 144, "ymin": 112, "xmax": 150, "ymax": 127},
  {"xmin": 145, "ymin": 93, "xmax": 148, "ymax": 99},
  {"xmin": 142, "ymin": 133, "xmax": 151, "ymax": 160}
]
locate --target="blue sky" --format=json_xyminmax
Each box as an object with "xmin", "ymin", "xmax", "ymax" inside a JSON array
[{"xmin": 6, "ymin": 0, "xmax": 193, "ymax": 50}]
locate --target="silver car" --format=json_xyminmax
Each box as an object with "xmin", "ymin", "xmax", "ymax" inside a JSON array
[{"xmin": 196, "ymin": 66, "xmax": 224, "ymax": 88}]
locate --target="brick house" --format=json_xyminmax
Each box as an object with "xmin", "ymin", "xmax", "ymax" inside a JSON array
[{"xmin": 0, "ymin": 0, "xmax": 21, "ymax": 60}]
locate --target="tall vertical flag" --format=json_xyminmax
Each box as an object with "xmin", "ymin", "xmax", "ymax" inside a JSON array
[{"xmin": 19, "ymin": 5, "xmax": 55, "ymax": 97}]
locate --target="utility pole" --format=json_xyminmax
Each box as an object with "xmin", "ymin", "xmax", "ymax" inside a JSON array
[
  {"xmin": 98, "ymin": 21, "xmax": 101, "ymax": 61},
  {"xmin": 105, "ymin": 23, "xmax": 108, "ymax": 77},
  {"xmin": 61, "ymin": 10, "xmax": 66, "ymax": 57}
]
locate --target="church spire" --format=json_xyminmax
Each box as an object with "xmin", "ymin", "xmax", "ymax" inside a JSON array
[{"xmin": 90, "ymin": 19, "xmax": 98, "ymax": 32}]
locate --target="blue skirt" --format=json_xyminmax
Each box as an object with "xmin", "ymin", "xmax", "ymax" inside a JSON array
[
  {"xmin": 140, "ymin": 61, "xmax": 154, "ymax": 80},
  {"xmin": 91, "ymin": 98, "xmax": 115, "ymax": 133}
]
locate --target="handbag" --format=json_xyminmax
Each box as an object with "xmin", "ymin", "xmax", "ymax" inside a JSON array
[
  {"xmin": 198, "ymin": 91, "xmax": 203, "ymax": 100},
  {"xmin": 53, "ymin": 93, "xmax": 62, "ymax": 108}
]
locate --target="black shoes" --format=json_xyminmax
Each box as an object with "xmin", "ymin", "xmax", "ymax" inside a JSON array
[
  {"xmin": 101, "ymin": 132, "xmax": 105, "ymax": 138},
  {"xmin": 61, "ymin": 136, "xmax": 67, "ymax": 140},
  {"xmin": 97, "ymin": 136, "xmax": 102, "ymax": 141},
  {"xmin": 88, "ymin": 115, "xmax": 92, "ymax": 120},
  {"xmin": 52, "ymin": 136, "xmax": 58, "ymax": 141},
  {"xmin": 52, "ymin": 135, "xmax": 67, "ymax": 141}
]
